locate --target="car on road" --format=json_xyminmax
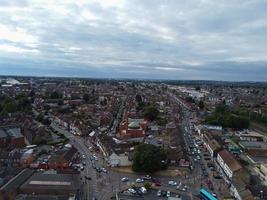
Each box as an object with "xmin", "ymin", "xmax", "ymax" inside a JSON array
[
  {"xmin": 136, "ymin": 189, "xmax": 143, "ymax": 196},
  {"xmin": 93, "ymin": 155, "xmax": 98, "ymax": 161},
  {"xmin": 101, "ymin": 168, "xmax": 107, "ymax": 173},
  {"xmin": 168, "ymin": 180, "xmax": 177, "ymax": 186},
  {"xmin": 177, "ymin": 186, "xmax": 187, "ymax": 191},
  {"xmin": 136, "ymin": 178, "xmax": 144, "ymax": 183},
  {"xmin": 79, "ymin": 166, "xmax": 84, "ymax": 171},
  {"xmin": 85, "ymin": 175, "xmax": 91, "ymax": 180},
  {"xmin": 161, "ymin": 190, "xmax": 167, "ymax": 197},
  {"xmin": 121, "ymin": 177, "xmax": 129, "ymax": 182},
  {"xmin": 167, "ymin": 191, "xmax": 171, "ymax": 197},
  {"xmin": 157, "ymin": 190, "xmax": 161, "ymax": 197},
  {"xmin": 82, "ymin": 154, "xmax": 86, "ymax": 159},
  {"xmin": 142, "ymin": 175, "xmax": 151, "ymax": 180},
  {"xmin": 214, "ymin": 175, "xmax": 222, "ymax": 179},
  {"xmin": 207, "ymin": 163, "xmax": 214, "ymax": 168},
  {"xmin": 128, "ymin": 188, "xmax": 136, "ymax": 194},
  {"xmin": 154, "ymin": 181, "xmax": 161, "ymax": 186}
]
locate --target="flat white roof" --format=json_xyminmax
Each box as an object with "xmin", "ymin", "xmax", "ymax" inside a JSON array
[{"xmin": 29, "ymin": 180, "xmax": 71, "ymax": 186}]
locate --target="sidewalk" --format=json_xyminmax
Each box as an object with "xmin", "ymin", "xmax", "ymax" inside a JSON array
[{"xmin": 112, "ymin": 166, "xmax": 188, "ymax": 177}]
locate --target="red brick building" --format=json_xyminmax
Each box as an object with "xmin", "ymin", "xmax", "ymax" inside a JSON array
[{"xmin": 119, "ymin": 118, "xmax": 148, "ymax": 139}]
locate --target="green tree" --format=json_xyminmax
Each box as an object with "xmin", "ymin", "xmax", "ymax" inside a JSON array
[
  {"xmin": 198, "ymin": 100, "xmax": 204, "ymax": 109},
  {"xmin": 50, "ymin": 91, "xmax": 62, "ymax": 99},
  {"xmin": 135, "ymin": 94, "xmax": 142, "ymax": 103},
  {"xmin": 83, "ymin": 93, "xmax": 90, "ymax": 103},
  {"xmin": 4, "ymin": 102, "xmax": 17, "ymax": 113},
  {"xmin": 132, "ymin": 144, "xmax": 167, "ymax": 173},
  {"xmin": 215, "ymin": 103, "xmax": 229, "ymax": 114},
  {"xmin": 185, "ymin": 96, "xmax": 195, "ymax": 103},
  {"xmin": 195, "ymin": 86, "xmax": 201, "ymax": 91},
  {"xmin": 144, "ymin": 182, "xmax": 152, "ymax": 190},
  {"xmin": 143, "ymin": 105, "xmax": 159, "ymax": 121}
]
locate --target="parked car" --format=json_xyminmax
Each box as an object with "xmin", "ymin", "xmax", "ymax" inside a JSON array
[
  {"xmin": 167, "ymin": 191, "xmax": 171, "ymax": 197},
  {"xmin": 140, "ymin": 187, "xmax": 147, "ymax": 194},
  {"xmin": 136, "ymin": 178, "xmax": 144, "ymax": 183},
  {"xmin": 177, "ymin": 186, "xmax": 186, "ymax": 191},
  {"xmin": 121, "ymin": 177, "xmax": 129, "ymax": 182},
  {"xmin": 128, "ymin": 188, "xmax": 136, "ymax": 194},
  {"xmin": 161, "ymin": 191, "xmax": 167, "ymax": 197},
  {"xmin": 157, "ymin": 190, "xmax": 161, "ymax": 197},
  {"xmin": 142, "ymin": 175, "xmax": 151, "ymax": 180},
  {"xmin": 136, "ymin": 189, "xmax": 143, "ymax": 196},
  {"xmin": 85, "ymin": 175, "xmax": 91, "ymax": 180},
  {"xmin": 214, "ymin": 175, "xmax": 222, "ymax": 179},
  {"xmin": 203, "ymin": 172, "xmax": 209, "ymax": 177},
  {"xmin": 102, "ymin": 168, "xmax": 107, "ymax": 173},
  {"xmin": 168, "ymin": 180, "xmax": 177, "ymax": 186}
]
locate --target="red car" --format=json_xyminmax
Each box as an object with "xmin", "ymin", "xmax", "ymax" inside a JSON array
[{"xmin": 155, "ymin": 182, "xmax": 161, "ymax": 186}]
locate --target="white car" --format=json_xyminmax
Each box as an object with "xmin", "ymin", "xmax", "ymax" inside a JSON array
[
  {"xmin": 136, "ymin": 178, "xmax": 144, "ymax": 183},
  {"xmin": 121, "ymin": 177, "xmax": 129, "ymax": 182},
  {"xmin": 128, "ymin": 188, "xmax": 136, "ymax": 194},
  {"xmin": 167, "ymin": 191, "xmax": 171, "ymax": 197},
  {"xmin": 102, "ymin": 168, "xmax": 107, "ymax": 173},
  {"xmin": 157, "ymin": 190, "xmax": 161, "ymax": 196},
  {"xmin": 168, "ymin": 181, "xmax": 177, "ymax": 186},
  {"xmin": 177, "ymin": 186, "xmax": 186, "ymax": 191}
]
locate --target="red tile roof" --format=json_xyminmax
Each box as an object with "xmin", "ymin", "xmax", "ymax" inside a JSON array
[{"xmin": 218, "ymin": 149, "xmax": 242, "ymax": 172}]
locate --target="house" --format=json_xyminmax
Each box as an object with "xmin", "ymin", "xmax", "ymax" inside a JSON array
[
  {"xmin": 230, "ymin": 179, "xmax": 254, "ymax": 200},
  {"xmin": 253, "ymin": 163, "xmax": 267, "ymax": 186},
  {"xmin": 0, "ymin": 130, "xmax": 8, "ymax": 146},
  {"xmin": 217, "ymin": 149, "xmax": 242, "ymax": 181},
  {"xmin": 239, "ymin": 141, "xmax": 267, "ymax": 157},
  {"xmin": 0, "ymin": 169, "xmax": 34, "ymax": 200},
  {"xmin": 96, "ymin": 135, "xmax": 133, "ymax": 167},
  {"xmin": 0, "ymin": 127, "xmax": 25, "ymax": 148},
  {"xmin": 226, "ymin": 139, "xmax": 241, "ymax": 154},
  {"xmin": 20, "ymin": 149, "xmax": 35, "ymax": 167},
  {"xmin": 48, "ymin": 148, "xmax": 77, "ymax": 169},
  {"xmin": 236, "ymin": 130, "xmax": 266, "ymax": 142},
  {"xmin": 19, "ymin": 172, "xmax": 79, "ymax": 197},
  {"xmin": 9, "ymin": 128, "xmax": 24, "ymax": 146},
  {"xmin": 203, "ymin": 132, "xmax": 223, "ymax": 158}
]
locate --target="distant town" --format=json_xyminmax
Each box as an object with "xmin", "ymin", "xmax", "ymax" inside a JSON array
[{"xmin": 0, "ymin": 76, "xmax": 266, "ymax": 200}]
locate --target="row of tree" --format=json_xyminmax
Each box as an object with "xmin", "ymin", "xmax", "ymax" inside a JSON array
[
  {"xmin": 132, "ymin": 144, "xmax": 167, "ymax": 173},
  {"xmin": 205, "ymin": 103, "xmax": 250, "ymax": 129},
  {"xmin": 0, "ymin": 93, "xmax": 32, "ymax": 116}
]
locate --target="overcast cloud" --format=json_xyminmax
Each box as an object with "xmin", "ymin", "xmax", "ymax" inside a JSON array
[{"xmin": 0, "ymin": 0, "xmax": 267, "ymax": 81}]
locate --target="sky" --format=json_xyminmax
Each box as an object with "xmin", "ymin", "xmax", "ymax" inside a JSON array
[{"xmin": 0, "ymin": 0, "xmax": 267, "ymax": 81}]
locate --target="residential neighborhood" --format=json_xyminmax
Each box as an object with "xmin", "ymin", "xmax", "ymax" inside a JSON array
[{"xmin": 0, "ymin": 77, "xmax": 266, "ymax": 200}]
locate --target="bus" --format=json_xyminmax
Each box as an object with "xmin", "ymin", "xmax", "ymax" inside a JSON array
[{"xmin": 199, "ymin": 188, "xmax": 217, "ymax": 200}]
